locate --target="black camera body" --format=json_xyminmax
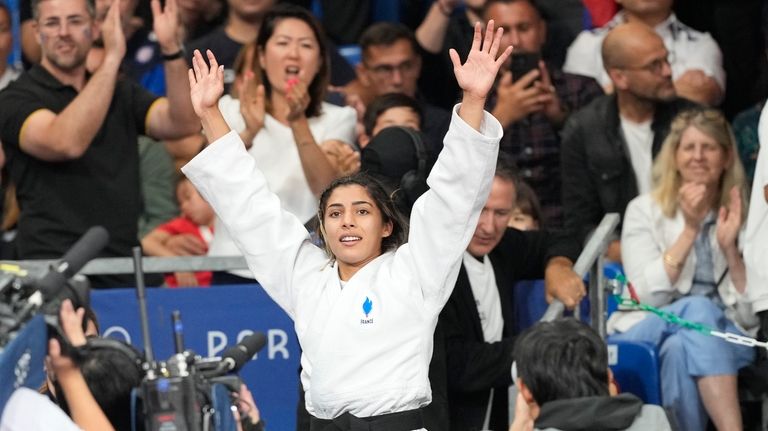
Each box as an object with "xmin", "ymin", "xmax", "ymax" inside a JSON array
[{"xmin": 141, "ymin": 373, "xmax": 203, "ymax": 431}]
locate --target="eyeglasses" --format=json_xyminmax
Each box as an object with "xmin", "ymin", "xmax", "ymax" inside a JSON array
[
  {"xmin": 620, "ymin": 52, "xmax": 675, "ymax": 75},
  {"xmin": 38, "ymin": 15, "xmax": 90, "ymax": 35},
  {"xmin": 364, "ymin": 59, "xmax": 418, "ymax": 78}
]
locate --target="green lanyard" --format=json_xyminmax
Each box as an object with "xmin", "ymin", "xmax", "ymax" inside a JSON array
[{"xmin": 610, "ymin": 274, "xmax": 768, "ymax": 350}]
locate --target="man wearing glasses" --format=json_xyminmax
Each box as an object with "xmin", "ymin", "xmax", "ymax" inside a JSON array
[
  {"xmin": 353, "ymin": 22, "xmax": 450, "ymax": 162},
  {"xmin": 560, "ymin": 22, "xmax": 697, "ymax": 260},
  {"xmin": 0, "ymin": 0, "xmax": 199, "ymax": 287},
  {"xmin": 563, "ymin": 0, "xmax": 724, "ymax": 107}
]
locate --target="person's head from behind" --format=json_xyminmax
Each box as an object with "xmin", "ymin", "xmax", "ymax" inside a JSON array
[
  {"xmin": 515, "ymin": 318, "xmax": 610, "ymax": 417},
  {"xmin": 357, "ymin": 22, "xmax": 421, "ymax": 98},
  {"xmin": 54, "ymin": 338, "xmax": 144, "ymax": 431},
  {"xmin": 360, "ymin": 93, "xmax": 423, "ymax": 148},
  {"xmin": 0, "ymin": 3, "xmax": 12, "ymax": 67},
  {"xmin": 482, "ymin": 0, "xmax": 547, "ymax": 59},
  {"xmin": 652, "ymin": 108, "xmax": 746, "ymax": 219},
  {"xmin": 33, "ymin": 0, "xmax": 97, "ymax": 73},
  {"xmin": 467, "ymin": 153, "xmax": 519, "ymax": 257},
  {"xmin": 602, "ymin": 22, "xmax": 675, "ymax": 103},
  {"xmin": 256, "ymin": 3, "xmax": 329, "ymax": 117},
  {"xmin": 360, "ymin": 126, "xmax": 429, "ymax": 216},
  {"xmin": 177, "ymin": 177, "xmax": 214, "ymax": 227},
  {"xmin": 317, "ymin": 174, "xmax": 408, "ymax": 279},
  {"xmin": 508, "ymin": 180, "xmax": 541, "ymax": 231}
]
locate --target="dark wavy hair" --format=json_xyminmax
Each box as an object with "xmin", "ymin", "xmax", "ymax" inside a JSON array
[
  {"xmin": 317, "ymin": 173, "xmax": 409, "ymax": 261},
  {"xmin": 256, "ymin": 3, "xmax": 329, "ymax": 118},
  {"xmin": 515, "ymin": 318, "xmax": 610, "ymax": 405},
  {"xmin": 363, "ymin": 93, "xmax": 423, "ymax": 137}
]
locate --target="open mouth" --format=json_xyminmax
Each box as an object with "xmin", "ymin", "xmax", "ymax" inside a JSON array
[
  {"xmin": 340, "ymin": 235, "xmax": 362, "ymax": 245},
  {"xmin": 285, "ymin": 66, "xmax": 300, "ymax": 79}
]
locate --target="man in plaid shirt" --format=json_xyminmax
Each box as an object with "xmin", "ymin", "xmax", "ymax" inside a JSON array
[{"xmin": 485, "ymin": 0, "xmax": 603, "ymax": 227}]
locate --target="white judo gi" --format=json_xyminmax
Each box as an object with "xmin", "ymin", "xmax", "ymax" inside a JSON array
[{"xmin": 183, "ymin": 105, "xmax": 502, "ymax": 420}]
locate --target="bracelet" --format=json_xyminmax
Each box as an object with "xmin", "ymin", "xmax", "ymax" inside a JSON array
[
  {"xmin": 663, "ymin": 253, "xmax": 683, "ymax": 270},
  {"xmin": 162, "ymin": 47, "xmax": 185, "ymax": 61}
]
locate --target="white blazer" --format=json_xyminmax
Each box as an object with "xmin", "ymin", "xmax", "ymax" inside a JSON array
[{"xmin": 611, "ymin": 193, "xmax": 758, "ymax": 334}]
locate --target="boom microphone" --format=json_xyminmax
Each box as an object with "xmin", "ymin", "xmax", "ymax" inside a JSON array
[
  {"xmin": 206, "ymin": 333, "xmax": 266, "ymax": 377},
  {"xmin": 37, "ymin": 226, "xmax": 109, "ymax": 300}
]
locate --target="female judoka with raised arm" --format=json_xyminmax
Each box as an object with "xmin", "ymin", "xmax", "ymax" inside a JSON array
[{"xmin": 182, "ymin": 20, "xmax": 510, "ymax": 430}]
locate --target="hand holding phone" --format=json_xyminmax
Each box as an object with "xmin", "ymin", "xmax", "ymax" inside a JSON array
[{"xmin": 509, "ymin": 52, "xmax": 541, "ymax": 83}]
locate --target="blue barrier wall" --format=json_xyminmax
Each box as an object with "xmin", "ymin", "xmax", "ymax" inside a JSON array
[{"xmin": 91, "ymin": 284, "xmax": 300, "ymax": 430}]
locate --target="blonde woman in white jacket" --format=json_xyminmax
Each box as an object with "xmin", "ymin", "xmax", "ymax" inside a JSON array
[
  {"xmin": 613, "ymin": 108, "xmax": 756, "ymax": 431},
  {"xmin": 182, "ymin": 20, "xmax": 510, "ymax": 431}
]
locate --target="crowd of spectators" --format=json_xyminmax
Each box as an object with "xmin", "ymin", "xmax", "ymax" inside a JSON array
[{"xmin": 1, "ymin": 0, "xmax": 768, "ymax": 429}]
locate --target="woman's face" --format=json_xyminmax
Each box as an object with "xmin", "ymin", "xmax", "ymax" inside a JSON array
[
  {"xmin": 507, "ymin": 208, "xmax": 538, "ymax": 231},
  {"xmin": 675, "ymin": 125, "xmax": 729, "ymax": 187},
  {"xmin": 259, "ymin": 17, "xmax": 321, "ymax": 94},
  {"xmin": 322, "ymin": 184, "xmax": 393, "ymax": 279}
]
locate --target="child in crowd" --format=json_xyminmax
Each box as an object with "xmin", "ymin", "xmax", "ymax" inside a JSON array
[
  {"xmin": 142, "ymin": 177, "xmax": 214, "ymax": 287},
  {"xmin": 508, "ymin": 180, "xmax": 543, "ymax": 231},
  {"xmin": 359, "ymin": 93, "xmax": 423, "ymax": 148}
]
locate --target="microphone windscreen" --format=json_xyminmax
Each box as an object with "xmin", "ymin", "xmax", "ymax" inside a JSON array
[
  {"xmin": 221, "ymin": 333, "xmax": 266, "ymax": 372},
  {"xmin": 60, "ymin": 226, "xmax": 110, "ymax": 277},
  {"xmin": 38, "ymin": 226, "xmax": 110, "ymax": 300}
]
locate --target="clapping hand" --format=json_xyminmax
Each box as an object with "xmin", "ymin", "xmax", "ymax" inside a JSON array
[
  {"xmin": 152, "ymin": 0, "xmax": 182, "ymax": 54},
  {"xmin": 679, "ymin": 182, "xmax": 710, "ymax": 230},
  {"xmin": 285, "ymin": 78, "xmax": 311, "ymax": 123},
  {"xmin": 100, "ymin": 0, "xmax": 126, "ymax": 66},
  {"xmin": 716, "ymin": 186, "xmax": 742, "ymax": 253},
  {"xmin": 239, "ymin": 71, "xmax": 266, "ymax": 144}
]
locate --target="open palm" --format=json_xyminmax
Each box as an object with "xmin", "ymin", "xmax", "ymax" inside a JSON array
[
  {"xmin": 450, "ymin": 20, "xmax": 512, "ymax": 101},
  {"xmin": 188, "ymin": 50, "xmax": 224, "ymax": 117},
  {"xmin": 152, "ymin": 0, "xmax": 180, "ymax": 50}
]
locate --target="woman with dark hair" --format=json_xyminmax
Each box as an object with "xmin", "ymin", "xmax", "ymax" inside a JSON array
[
  {"xmin": 612, "ymin": 108, "xmax": 756, "ymax": 431},
  {"xmin": 183, "ymin": 19, "xmax": 510, "ymax": 429},
  {"xmin": 210, "ymin": 4, "xmax": 358, "ymax": 282}
]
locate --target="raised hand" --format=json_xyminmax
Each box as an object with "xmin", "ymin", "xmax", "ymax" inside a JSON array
[
  {"xmin": 100, "ymin": 0, "xmax": 126, "ymax": 66},
  {"xmin": 716, "ymin": 186, "xmax": 742, "ymax": 253},
  {"xmin": 151, "ymin": 0, "xmax": 182, "ymax": 53},
  {"xmin": 188, "ymin": 49, "xmax": 224, "ymax": 118},
  {"xmin": 449, "ymin": 20, "xmax": 512, "ymax": 102}
]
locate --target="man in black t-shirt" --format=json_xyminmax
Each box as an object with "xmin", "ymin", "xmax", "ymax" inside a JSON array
[{"xmin": 0, "ymin": 0, "xmax": 199, "ymax": 287}]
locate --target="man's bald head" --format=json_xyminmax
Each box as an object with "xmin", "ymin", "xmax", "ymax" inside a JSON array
[
  {"xmin": 601, "ymin": 21, "xmax": 675, "ymax": 103},
  {"xmin": 602, "ymin": 22, "xmax": 662, "ymax": 71}
]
